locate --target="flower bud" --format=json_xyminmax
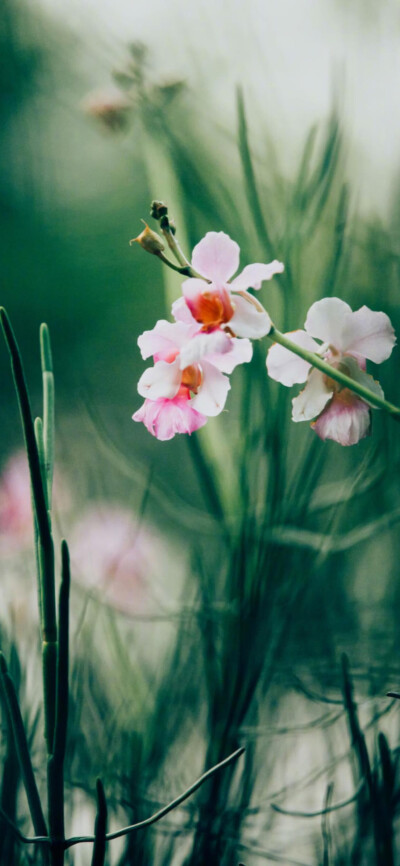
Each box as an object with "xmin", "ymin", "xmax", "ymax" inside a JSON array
[
  {"xmin": 130, "ymin": 223, "xmax": 165, "ymax": 254},
  {"xmin": 150, "ymin": 201, "xmax": 169, "ymax": 220}
]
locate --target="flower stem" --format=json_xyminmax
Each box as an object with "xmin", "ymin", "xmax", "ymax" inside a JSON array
[
  {"xmin": 156, "ymin": 251, "xmax": 204, "ymax": 280},
  {"xmin": 268, "ymin": 326, "xmax": 400, "ymax": 419},
  {"xmin": 156, "ymin": 251, "xmax": 193, "ymax": 277},
  {"xmin": 40, "ymin": 324, "xmax": 55, "ymax": 508},
  {"xmin": 160, "ymin": 223, "xmax": 191, "ymax": 269},
  {"xmin": 0, "ymin": 655, "xmax": 48, "ymax": 842}
]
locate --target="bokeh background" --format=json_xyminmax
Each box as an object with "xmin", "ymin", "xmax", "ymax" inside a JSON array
[{"xmin": 1, "ymin": 0, "xmax": 400, "ymax": 863}]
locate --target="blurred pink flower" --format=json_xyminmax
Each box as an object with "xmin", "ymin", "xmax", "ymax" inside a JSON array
[
  {"xmin": 0, "ymin": 451, "xmax": 70, "ymax": 551},
  {"xmin": 174, "ymin": 231, "xmax": 283, "ymax": 338},
  {"xmin": 0, "ymin": 451, "xmax": 33, "ymax": 548},
  {"xmin": 133, "ymin": 319, "xmax": 252, "ymax": 439},
  {"xmin": 82, "ymin": 86, "xmax": 131, "ymax": 130},
  {"xmin": 70, "ymin": 505, "xmax": 166, "ymax": 614},
  {"xmin": 266, "ymin": 298, "xmax": 396, "ymax": 446}
]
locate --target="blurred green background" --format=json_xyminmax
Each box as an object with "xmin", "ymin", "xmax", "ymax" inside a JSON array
[{"xmin": 2, "ymin": 0, "xmax": 400, "ymax": 864}]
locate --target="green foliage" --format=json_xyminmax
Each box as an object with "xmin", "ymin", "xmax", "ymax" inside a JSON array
[{"xmin": 1, "ymin": 3, "xmax": 400, "ymax": 865}]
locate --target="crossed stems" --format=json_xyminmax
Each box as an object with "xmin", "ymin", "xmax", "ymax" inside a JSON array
[
  {"xmin": 0, "ymin": 747, "xmax": 245, "ymax": 849},
  {"xmin": 155, "ymin": 217, "xmax": 400, "ymax": 422}
]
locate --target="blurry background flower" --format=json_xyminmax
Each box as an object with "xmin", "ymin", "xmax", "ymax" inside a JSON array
[
  {"xmin": 82, "ymin": 85, "xmax": 132, "ymax": 131},
  {"xmin": 70, "ymin": 503, "xmax": 178, "ymax": 615},
  {"xmin": 0, "ymin": 452, "xmax": 33, "ymax": 551}
]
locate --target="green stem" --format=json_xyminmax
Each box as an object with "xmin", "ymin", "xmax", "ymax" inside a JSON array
[
  {"xmin": 40, "ymin": 324, "xmax": 55, "ymax": 509},
  {"xmin": 0, "ymin": 311, "xmax": 56, "ymax": 631},
  {"xmin": 47, "ymin": 541, "xmax": 70, "ymax": 865},
  {"xmin": 236, "ymin": 86, "xmax": 275, "ymax": 262},
  {"xmin": 53, "ymin": 540, "xmax": 70, "ymax": 763},
  {"xmin": 0, "ymin": 655, "xmax": 48, "ymax": 841},
  {"xmin": 160, "ymin": 222, "xmax": 193, "ymax": 270},
  {"xmin": 0, "ymin": 310, "xmax": 57, "ymax": 754},
  {"xmin": 91, "ymin": 780, "xmax": 107, "ymax": 866},
  {"xmin": 156, "ymin": 251, "xmax": 203, "ymax": 280},
  {"xmin": 2, "ymin": 748, "xmax": 245, "ymax": 849},
  {"xmin": 65, "ymin": 746, "xmax": 245, "ymax": 847},
  {"xmin": 268, "ymin": 327, "xmax": 400, "ymax": 419},
  {"xmin": 34, "ymin": 418, "xmax": 48, "ymax": 510}
]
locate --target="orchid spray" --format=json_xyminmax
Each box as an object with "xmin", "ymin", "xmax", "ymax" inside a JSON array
[{"xmin": 132, "ymin": 202, "xmax": 398, "ymax": 447}]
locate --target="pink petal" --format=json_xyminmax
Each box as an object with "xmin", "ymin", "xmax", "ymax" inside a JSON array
[
  {"xmin": 206, "ymin": 337, "xmax": 253, "ymax": 373},
  {"xmin": 292, "ymin": 369, "xmax": 333, "ymax": 422},
  {"xmin": 304, "ymin": 298, "xmax": 353, "ymax": 350},
  {"xmin": 313, "ymin": 394, "xmax": 371, "ymax": 446},
  {"xmin": 179, "ymin": 330, "xmax": 232, "ymax": 369},
  {"xmin": 341, "ymin": 306, "xmax": 396, "ymax": 363},
  {"xmin": 230, "ymin": 261, "xmax": 284, "ymax": 292},
  {"xmin": 133, "ymin": 396, "xmax": 207, "ymax": 440},
  {"xmin": 191, "ymin": 232, "xmax": 240, "ymax": 282},
  {"xmin": 267, "ymin": 330, "xmax": 320, "ymax": 386},
  {"xmin": 137, "ymin": 360, "xmax": 181, "ymax": 400},
  {"xmin": 229, "ymin": 293, "xmax": 271, "ymax": 338},
  {"xmin": 138, "ymin": 320, "xmax": 197, "ymax": 361},
  {"xmin": 190, "ymin": 361, "xmax": 230, "ymax": 416},
  {"xmin": 171, "ymin": 296, "xmax": 197, "ymax": 324}
]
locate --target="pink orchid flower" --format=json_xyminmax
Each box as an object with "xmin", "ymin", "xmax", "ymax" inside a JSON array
[
  {"xmin": 173, "ymin": 231, "xmax": 284, "ymax": 339},
  {"xmin": 266, "ymin": 297, "xmax": 396, "ymax": 446},
  {"xmin": 133, "ymin": 319, "xmax": 252, "ymax": 440}
]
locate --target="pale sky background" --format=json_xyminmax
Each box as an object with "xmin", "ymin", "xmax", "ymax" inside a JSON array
[{"xmin": 34, "ymin": 0, "xmax": 400, "ymax": 215}]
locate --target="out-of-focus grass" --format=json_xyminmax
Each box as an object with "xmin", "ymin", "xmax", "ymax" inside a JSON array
[{"xmin": 2, "ymin": 1, "xmax": 400, "ymax": 865}]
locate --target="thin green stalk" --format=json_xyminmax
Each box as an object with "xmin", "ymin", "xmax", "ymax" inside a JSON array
[
  {"xmin": 1, "ymin": 748, "xmax": 245, "ymax": 849},
  {"xmin": 155, "ymin": 250, "xmax": 203, "ymax": 280},
  {"xmin": 0, "ymin": 309, "xmax": 57, "ymax": 752},
  {"xmin": 236, "ymin": 86, "xmax": 275, "ymax": 260},
  {"xmin": 47, "ymin": 541, "xmax": 70, "ymax": 865},
  {"xmin": 269, "ymin": 326, "xmax": 400, "ymax": 419},
  {"xmin": 53, "ymin": 540, "xmax": 70, "ymax": 762},
  {"xmin": 0, "ymin": 310, "xmax": 49, "ymax": 541},
  {"xmin": 35, "ymin": 417, "xmax": 48, "ymax": 509},
  {"xmin": 158, "ymin": 213, "xmax": 191, "ymax": 269},
  {"xmin": 0, "ymin": 654, "xmax": 48, "ymax": 840},
  {"xmin": 40, "ymin": 324, "xmax": 55, "ymax": 508},
  {"xmin": 91, "ymin": 780, "xmax": 107, "ymax": 866},
  {"xmin": 65, "ymin": 746, "xmax": 245, "ymax": 847}
]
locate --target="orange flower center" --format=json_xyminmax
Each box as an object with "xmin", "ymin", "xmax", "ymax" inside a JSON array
[
  {"xmin": 193, "ymin": 289, "xmax": 234, "ymax": 331},
  {"xmin": 181, "ymin": 364, "xmax": 202, "ymax": 394}
]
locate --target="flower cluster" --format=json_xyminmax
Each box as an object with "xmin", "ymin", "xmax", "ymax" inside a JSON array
[
  {"xmin": 267, "ymin": 298, "xmax": 396, "ymax": 446},
  {"xmin": 133, "ymin": 227, "xmax": 396, "ymax": 446},
  {"xmin": 133, "ymin": 231, "xmax": 283, "ymax": 440}
]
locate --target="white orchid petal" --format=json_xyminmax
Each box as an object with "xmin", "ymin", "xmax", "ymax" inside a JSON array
[
  {"xmin": 138, "ymin": 320, "xmax": 197, "ymax": 360},
  {"xmin": 230, "ymin": 261, "xmax": 284, "ymax": 292},
  {"xmin": 266, "ymin": 330, "xmax": 320, "ymax": 386},
  {"xmin": 304, "ymin": 298, "xmax": 353, "ymax": 350},
  {"xmin": 190, "ymin": 361, "xmax": 230, "ymax": 416},
  {"xmin": 341, "ymin": 306, "xmax": 396, "ymax": 363},
  {"xmin": 179, "ymin": 331, "xmax": 231, "ymax": 369},
  {"xmin": 229, "ymin": 293, "xmax": 271, "ymax": 338},
  {"xmin": 191, "ymin": 232, "xmax": 240, "ymax": 282},
  {"xmin": 137, "ymin": 360, "xmax": 181, "ymax": 400},
  {"xmin": 292, "ymin": 369, "xmax": 333, "ymax": 422},
  {"xmin": 207, "ymin": 338, "xmax": 253, "ymax": 373}
]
